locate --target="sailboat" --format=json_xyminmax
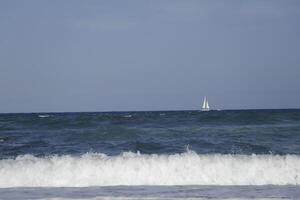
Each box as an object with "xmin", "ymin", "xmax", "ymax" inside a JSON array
[{"xmin": 202, "ymin": 96, "xmax": 210, "ymax": 111}]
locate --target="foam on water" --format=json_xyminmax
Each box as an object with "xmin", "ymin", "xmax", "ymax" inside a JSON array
[
  {"xmin": 0, "ymin": 151, "xmax": 300, "ymax": 187},
  {"xmin": 38, "ymin": 114, "xmax": 50, "ymax": 118}
]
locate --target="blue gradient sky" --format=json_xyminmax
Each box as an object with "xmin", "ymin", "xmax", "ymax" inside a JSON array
[{"xmin": 0, "ymin": 0, "xmax": 299, "ymax": 112}]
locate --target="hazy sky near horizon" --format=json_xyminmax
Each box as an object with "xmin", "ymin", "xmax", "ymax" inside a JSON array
[{"xmin": 0, "ymin": 0, "xmax": 300, "ymax": 112}]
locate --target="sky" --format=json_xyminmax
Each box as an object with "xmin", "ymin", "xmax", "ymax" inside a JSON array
[{"xmin": 0, "ymin": 0, "xmax": 300, "ymax": 113}]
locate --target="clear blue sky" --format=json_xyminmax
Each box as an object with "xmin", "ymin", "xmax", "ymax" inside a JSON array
[{"xmin": 0, "ymin": 0, "xmax": 299, "ymax": 113}]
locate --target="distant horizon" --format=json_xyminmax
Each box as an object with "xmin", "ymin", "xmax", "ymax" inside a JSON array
[{"xmin": 1, "ymin": 107, "xmax": 299, "ymax": 114}]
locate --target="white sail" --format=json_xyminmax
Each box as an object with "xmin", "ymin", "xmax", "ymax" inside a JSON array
[
  {"xmin": 202, "ymin": 96, "xmax": 210, "ymax": 111},
  {"xmin": 206, "ymin": 100, "xmax": 209, "ymax": 109},
  {"xmin": 202, "ymin": 97, "xmax": 207, "ymax": 109}
]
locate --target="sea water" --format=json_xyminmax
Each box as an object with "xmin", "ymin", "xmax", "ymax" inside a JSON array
[{"xmin": 0, "ymin": 109, "xmax": 300, "ymax": 199}]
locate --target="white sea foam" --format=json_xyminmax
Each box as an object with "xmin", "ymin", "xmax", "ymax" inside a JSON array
[
  {"xmin": 0, "ymin": 152, "xmax": 300, "ymax": 187},
  {"xmin": 38, "ymin": 114, "xmax": 50, "ymax": 118}
]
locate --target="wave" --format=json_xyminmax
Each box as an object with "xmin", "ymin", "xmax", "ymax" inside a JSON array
[{"xmin": 0, "ymin": 152, "xmax": 299, "ymax": 187}]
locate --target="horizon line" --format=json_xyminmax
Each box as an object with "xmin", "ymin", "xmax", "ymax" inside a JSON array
[{"xmin": 0, "ymin": 108, "xmax": 299, "ymax": 114}]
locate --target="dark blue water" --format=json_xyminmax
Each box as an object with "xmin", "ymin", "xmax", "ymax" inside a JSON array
[
  {"xmin": 1, "ymin": 109, "xmax": 300, "ymax": 159},
  {"xmin": 1, "ymin": 109, "xmax": 300, "ymax": 199}
]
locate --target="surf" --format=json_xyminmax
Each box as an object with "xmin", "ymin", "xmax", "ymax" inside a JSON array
[{"xmin": 0, "ymin": 151, "xmax": 299, "ymax": 187}]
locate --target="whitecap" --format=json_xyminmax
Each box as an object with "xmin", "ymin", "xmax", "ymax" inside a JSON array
[
  {"xmin": 38, "ymin": 115, "xmax": 50, "ymax": 118},
  {"xmin": 0, "ymin": 152, "xmax": 300, "ymax": 187}
]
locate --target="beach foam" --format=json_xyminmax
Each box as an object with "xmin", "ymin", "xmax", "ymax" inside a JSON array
[{"xmin": 0, "ymin": 152, "xmax": 299, "ymax": 187}]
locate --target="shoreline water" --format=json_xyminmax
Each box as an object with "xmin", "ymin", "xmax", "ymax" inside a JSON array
[{"xmin": 1, "ymin": 185, "xmax": 300, "ymax": 200}]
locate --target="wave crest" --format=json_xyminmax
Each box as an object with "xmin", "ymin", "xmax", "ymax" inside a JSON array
[{"xmin": 1, "ymin": 152, "xmax": 300, "ymax": 187}]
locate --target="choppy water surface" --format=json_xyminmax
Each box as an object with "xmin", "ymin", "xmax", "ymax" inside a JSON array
[{"xmin": 0, "ymin": 109, "xmax": 300, "ymax": 199}]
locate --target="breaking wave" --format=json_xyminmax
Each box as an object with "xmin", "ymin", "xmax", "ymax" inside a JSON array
[{"xmin": 0, "ymin": 152, "xmax": 300, "ymax": 187}]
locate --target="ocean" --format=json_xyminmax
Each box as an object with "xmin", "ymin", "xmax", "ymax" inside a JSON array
[{"xmin": 0, "ymin": 109, "xmax": 300, "ymax": 200}]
